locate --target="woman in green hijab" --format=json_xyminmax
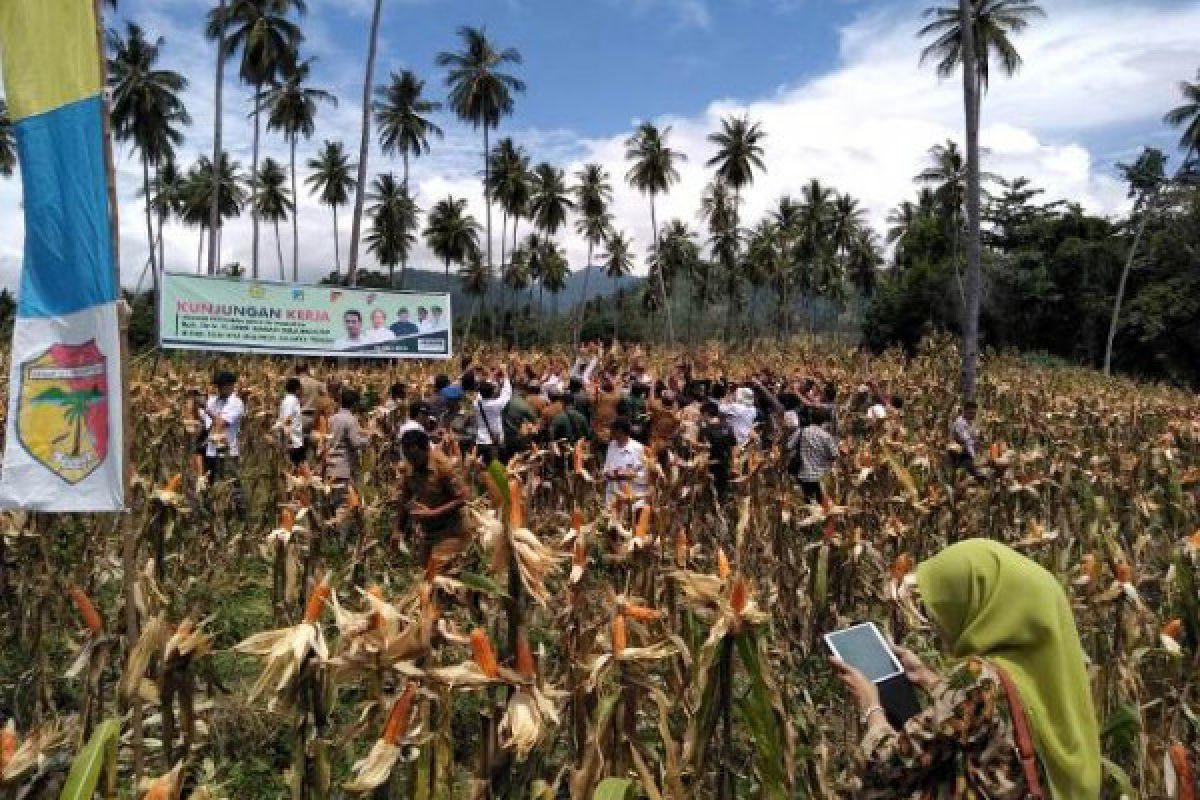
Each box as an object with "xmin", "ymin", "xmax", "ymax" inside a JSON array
[{"xmin": 832, "ymin": 539, "xmax": 1101, "ymax": 799}]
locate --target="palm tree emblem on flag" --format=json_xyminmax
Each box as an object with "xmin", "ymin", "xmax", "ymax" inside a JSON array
[{"xmin": 16, "ymin": 341, "xmax": 109, "ymax": 485}]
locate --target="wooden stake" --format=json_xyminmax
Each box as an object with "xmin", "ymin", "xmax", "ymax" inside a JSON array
[{"xmin": 92, "ymin": 0, "xmax": 144, "ymax": 781}]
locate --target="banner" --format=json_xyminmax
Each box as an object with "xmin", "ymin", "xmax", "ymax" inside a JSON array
[
  {"xmin": 0, "ymin": 1, "xmax": 124, "ymax": 511},
  {"xmin": 159, "ymin": 273, "xmax": 453, "ymax": 359}
]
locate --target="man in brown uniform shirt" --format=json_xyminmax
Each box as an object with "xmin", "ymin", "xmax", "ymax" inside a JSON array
[{"xmin": 395, "ymin": 428, "xmax": 468, "ymax": 568}]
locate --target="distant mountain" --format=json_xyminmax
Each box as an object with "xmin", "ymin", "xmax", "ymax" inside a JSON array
[{"xmin": 325, "ymin": 265, "xmax": 642, "ymax": 315}]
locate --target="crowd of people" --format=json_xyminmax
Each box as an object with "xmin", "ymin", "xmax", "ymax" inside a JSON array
[
  {"xmin": 178, "ymin": 342, "xmax": 1107, "ymax": 799},
  {"xmin": 186, "ymin": 343, "xmax": 990, "ymax": 554}
]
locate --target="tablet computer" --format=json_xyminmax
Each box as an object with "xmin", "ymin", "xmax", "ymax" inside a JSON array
[
  {"xmin": 824, "ymin": 622, "xmax": 904, "ymax": 682},
  {"xmin": 825, "ymin": 622, "xmax": 922, "ymax": 728}
]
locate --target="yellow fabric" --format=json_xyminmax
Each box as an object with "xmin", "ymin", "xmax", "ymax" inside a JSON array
[
  {"xmin": 0, "ymin": 0, "xmax": 101, "ymax": 121},
  {"xmin": 917, "ymin": 539, "xmax": 1101, "ymax": 800}
]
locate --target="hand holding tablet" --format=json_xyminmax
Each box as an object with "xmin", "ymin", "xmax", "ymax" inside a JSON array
[{"xmin": 826, "ymin": 622, "xmax": 923, "ymax": 729}]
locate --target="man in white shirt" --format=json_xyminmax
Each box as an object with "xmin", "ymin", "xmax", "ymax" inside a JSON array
[
  {"xmin": 429, "ymin": 305, "xmax": 447, "ymax": 332},
  {"xmin": 279, "ymin": 377, "xmax": 306, "ymax": 468},
  {"xmin": 603, "ymin": 417, "xmax": 648, "ymax": 507},
  {"xmin": 363, "ymin": 308, "xmax": 397, "ymax": 345},
  {"xmin": 334, "ymin": 309, "xmax": 367, "ymax": 350},
  {"xmin": 205, "ymin": 371, "xmax": 246, "ymax": 510},
  {"xmin": 473, "ymin": 372, "xmax": 512, "ymax": 462},
  {"xmin": 719, "ymin": 387, "xmax": 759, "ymax": 447}
]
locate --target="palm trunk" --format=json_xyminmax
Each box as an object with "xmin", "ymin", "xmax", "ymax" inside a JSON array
[
  {"xmin": 483, "ymin": 126, "xmax": 493, "ymax": 311},
  {"xmin": 1104, "ymin": 196, "xmax": 1154, "ymax": 376},
  {"xmin": 400, "ymin": 153, "xmax": 410, "ymax": 290},
  {"xmin": 208, "ymin": 0, "xmax": 227, "ymax": 275},
  {"xmin": 496, "ymin": 210, "xmax": 508, "ymax": 339},
  {"xmin": 650, "ymin": 195, "xmax": 674, "ymax": 344},
  {"xmin": 347, "ymin": 0, "xmax": 384, "ymax": 288},
  {"xmin": 332, "ymin": 205, "xmax": 341, "ymax": 276},
  {"xmin": 141, "ymin": 152, "xmax": 158, "ymax": 296},
  {"xmin": 612, "ymin": 275, "xmax": 620, "ymax": 343},
  {"xmin": 197, "ymin": 228, "xmax": 204, "ymax": 273},
  {"xmin": 444, "ymin": 256, "xmax": 450, "ymax": 293},
  {"xmin": 275, "ymin": 219, "xmax": 285, "ymax": 281},
  {"xmin": 251, "ymin": 85, "xmax": 262, "ymax": 279},
  {"xmin": 290, "ymin": 137, "xmax": 300, "ymax": 282},
  {"xmin": 155, "ymin": 159, "xmax": 166, "ymax": 277},
  {"xmin": 959, "ymin": 0, "xmax": 983, "ymax": 403},
  {"xmin": 574, "ymin": 242, "xmax": 593, "ymax": 349}
]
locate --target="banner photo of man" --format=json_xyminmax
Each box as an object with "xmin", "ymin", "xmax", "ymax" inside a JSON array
[{"xmin": 160, "ymin": 273, "xmax": 453, "ymax": 359}]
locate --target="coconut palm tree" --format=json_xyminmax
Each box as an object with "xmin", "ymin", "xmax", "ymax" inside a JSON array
[
  {"xmin": 0, "ymin": 100, "xmax": 14, "ymax": 177},
  {"xmin": 502, "ymin": 245, "xmax": 531, "ymax": 320},
  {"xmin": 424, "ymin": 196, "xmax": 482, "ymax": 292},
  {"xmin": 487, "ymin": 137, "xmax": 531, "ymax": 286},
  {"xmin": 147, "ymin": 158, "xmax": 185, "ymax": 273},
  {"xmin": 528, "ymin": 163, "xmax": 574, "ymax": 316},
  {"xmin": 540, "ymin": 241, "xmax": 569, "ymax": 315},
  {"xmin": 346, "ymin": 0, "xmax": 385, "ymax": 287},
  {"xmin": 847, "ymin": 229, "xmax": 884, "ymax": 297},
  {"xmin": 254, "ymin": 157, "xmax": 293, "ymax": 279},
  {"xmin": 1164, "ymin": 69, "xmax": 1200, "ymax": 164},
  {"xmin": 528, "ymin": 163, "xmax": 574, "ymax": 246},
  {"xmin": 437, "ymin": 27, "xmax": 525, "ymax": 304},
  {"xmin": 459, "ymin": 251, "xmax": 489, "ymax": 337},
  {"xmin": 106, "ymin": 22, "xmax": 191, "ymax": 291},
  {"xmin": 263, "ymin": 58, "xmax": 335, "ymax": 281},
  {"xmin": 600, "ymin": 230, "xmax": 635, "ymax": 342},
  {"xmin": 625, "ymin": 122, "xmax": 685, "ymax": 343},
  {"xmin": 305, "ymin": 140, "xmax": 356, "ymax": 278},
  {"xmin": 208, "ymin": 0, "xmax": 304, "ymax": 278},
  {"xmin": 365, "ymin": 173, "xmax": 420, "ymax": 288},
  {"xmin": 181, "ymin": 153, "xmax": 248, "ymax": 272},
  {"xmin": 375, "ymin": 70, "xmax": 444, "ymax": 191},
  {"xmin": 572, "ymin": 163, "xmax": 614, "ymax": 345},
  {"xmin": 1104, "ymin": 147, "xmax": 1168, "ymax": 376},
  {"xmin": 705, "ymin": 114, "xmax": 766, "ymax": 246},
  {"xmin": 920, "ymin": 0, "xmax": 1044, "ymax": 400},
  {"xmin": 653, "ymin": 219, "xmax": 701, "ymax": 341},
  {"xmin": 830, "ymin": 192, "xmax": 867, "ymax": 261},
  {"xmin": 769, "ymin": 195, "xmax": 803, "ymax": 335},
  {"xmin": 205, "ymin": 0, "xmax": 228, "ymax": 274}
]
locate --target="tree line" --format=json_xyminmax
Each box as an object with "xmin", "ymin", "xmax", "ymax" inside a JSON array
[{"xmin": 0, "ymin": 1, "xmax": 1197, "ymax": 388}]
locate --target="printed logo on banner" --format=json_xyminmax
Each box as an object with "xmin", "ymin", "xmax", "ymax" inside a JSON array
[{"xmin": 16, "ymin": 340, "xmax": 109, "ymax": 484}]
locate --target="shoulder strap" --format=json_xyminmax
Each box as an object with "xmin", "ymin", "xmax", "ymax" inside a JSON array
[{"xmin": 992, "ymin": 664, "xmax": 1046, "ymax": 800}]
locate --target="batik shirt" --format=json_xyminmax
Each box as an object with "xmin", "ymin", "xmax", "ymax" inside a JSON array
[{"xmin": 855, "ymin": 659, "xmax": 1029, "ymax": 799}]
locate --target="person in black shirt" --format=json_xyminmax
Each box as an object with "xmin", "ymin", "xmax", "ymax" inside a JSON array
[{"xmin": 699, "ymin": 400, "xmax": 737, "ymax": 503}]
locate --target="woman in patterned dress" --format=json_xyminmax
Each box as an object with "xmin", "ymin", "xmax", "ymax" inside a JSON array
[{"xmin": 833, "ymin": 539, "xmax": 1101, "ymax": 799}]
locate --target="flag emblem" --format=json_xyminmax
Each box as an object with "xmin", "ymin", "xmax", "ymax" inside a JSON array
[{"xmin": 16, "ymin": 340, "xmax": 109, "ymax": 485}]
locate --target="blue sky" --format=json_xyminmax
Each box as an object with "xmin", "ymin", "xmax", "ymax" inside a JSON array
[{"xmin": 1, "ymin": 0, "xmax": 1198, "ymax": 286}]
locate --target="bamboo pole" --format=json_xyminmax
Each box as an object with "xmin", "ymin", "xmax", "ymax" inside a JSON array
[{"xmin": 92, "ymin": 0, "xmax": 145, "ymax": 781}]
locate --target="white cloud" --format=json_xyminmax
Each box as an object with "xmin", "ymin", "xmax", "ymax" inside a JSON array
[
  {"xmin": 612, "ymin": 0, "xmax": 713, "ymax": 30},
  {"xmin": 0, "ymin": 0, "xmax": 1193, "ymax": 294}
]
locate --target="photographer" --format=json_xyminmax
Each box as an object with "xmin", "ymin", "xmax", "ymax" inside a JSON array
[{"xmin": 832, "ymin": 540, "xmax": 1100, "ymax": 799}]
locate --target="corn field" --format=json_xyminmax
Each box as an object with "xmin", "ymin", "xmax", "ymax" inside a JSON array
[{"xmin": 0, "ymin": 334, "xmax": 1198, "ymax": 799}]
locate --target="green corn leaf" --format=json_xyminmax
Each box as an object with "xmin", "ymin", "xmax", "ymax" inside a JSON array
[
  {"xmin": 458, "ymin": 570, "xmax": 511, "ymax": 600},
  {"xmin": 1101, "ymin": 757, "xmax": 1136, "ymax": 799},
  {"xmin": 735, "ymin": 630, "xmax": 796, "ymax": 799},
  {"xmin": 593, "ymin": 777, "xmax": 636, "ymax": 800},
  {"xmin": 59, "ymin": 719, "xmax": 120, "ymax": 800},
  {"xmin": 487, "ymin": 459, "xmax": 510, "ymax": 508}
]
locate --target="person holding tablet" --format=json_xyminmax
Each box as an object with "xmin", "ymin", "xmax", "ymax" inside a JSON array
[{"xmin": 831, "ymin": 539, "xmax": 1100, "ymax": 799}]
